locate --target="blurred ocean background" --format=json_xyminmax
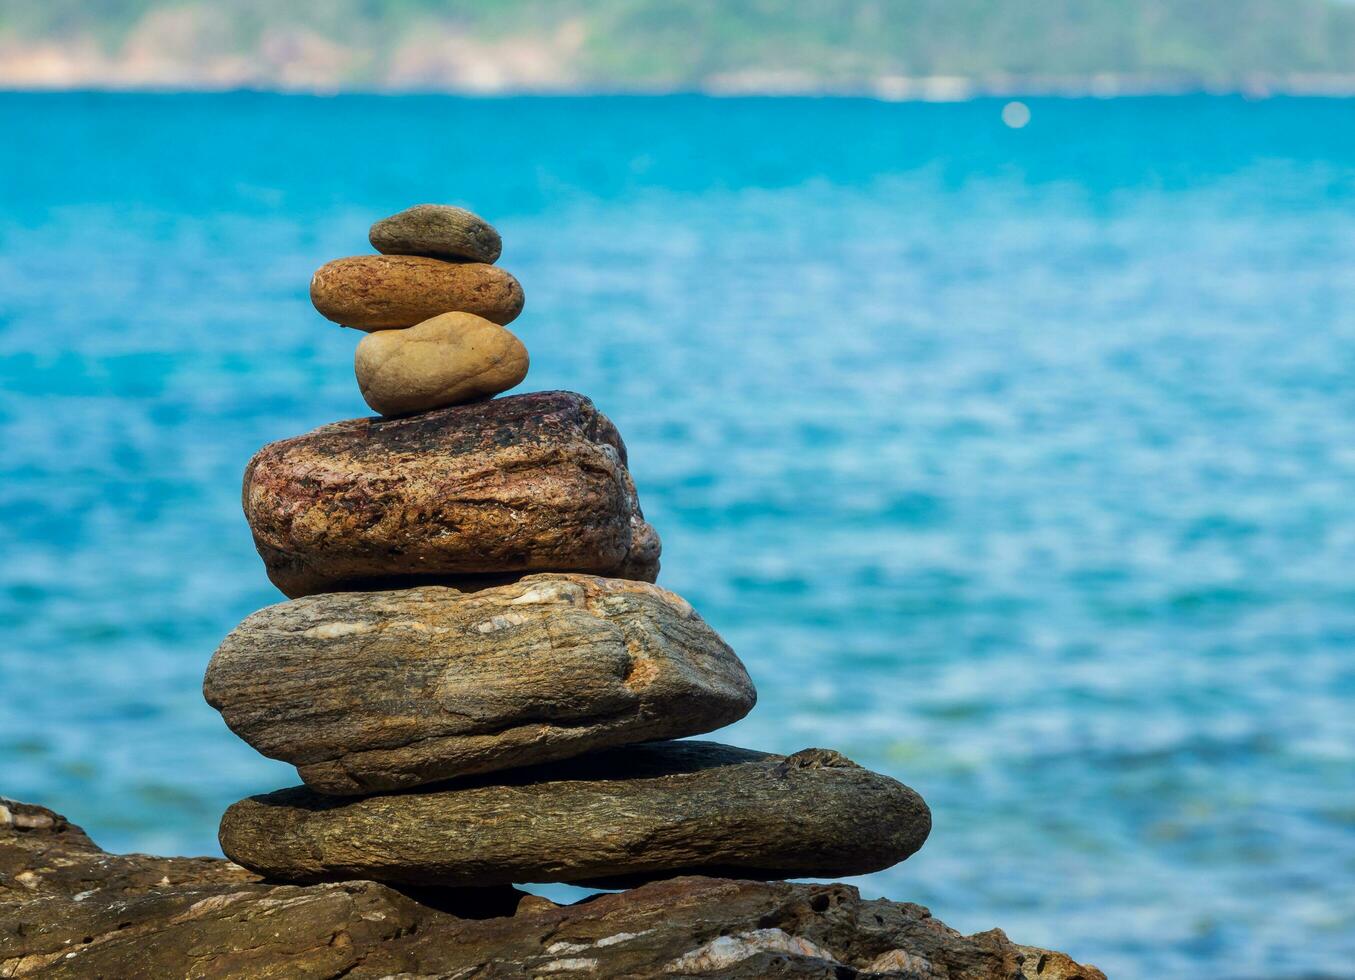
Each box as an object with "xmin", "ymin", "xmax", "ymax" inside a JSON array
[{"xmin": 1, "ymin": 92, "xmax": 1354, "ymax": 978}]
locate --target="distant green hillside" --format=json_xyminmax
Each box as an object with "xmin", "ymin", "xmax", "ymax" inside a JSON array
[{"xmin": 3, "ymin": 0, "xmax": 1355, "ymax": 92}]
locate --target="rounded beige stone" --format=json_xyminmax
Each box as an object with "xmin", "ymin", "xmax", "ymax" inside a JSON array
[
  {"xmin": 310, "ymin": 255, "xmax": 524, "ymax": 330},
  {"xmin": 355, "ymin": 312, "xmax": 529, "ymax": 416}
]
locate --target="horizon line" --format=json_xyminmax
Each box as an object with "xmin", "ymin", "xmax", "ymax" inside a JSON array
[{"xmin": 6, "ymin": 74, "xmax": 1355, "ymax": 102}]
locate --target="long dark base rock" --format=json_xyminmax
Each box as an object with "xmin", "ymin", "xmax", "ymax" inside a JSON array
[
  {"xmin": 1, "ymin": 797, "xmax": 1104, "ymax": 979},
  {"xmin": 219, "ymin": 742, "xmax": 932, "ymax": 888}
]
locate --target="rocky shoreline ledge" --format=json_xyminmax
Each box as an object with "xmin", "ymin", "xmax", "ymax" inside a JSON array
[{"xmin": 0, "ymin": 797, "xmax": 1103, "ymax": 979}]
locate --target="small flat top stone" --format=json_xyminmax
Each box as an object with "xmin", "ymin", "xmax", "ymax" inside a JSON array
[
  {"xmin": 369, "ymin": 204, "xmax": 502, "ymax": 263},
  {"xmin": 218, "ymin": 741, "xmax": 931, "ymax": 888}
]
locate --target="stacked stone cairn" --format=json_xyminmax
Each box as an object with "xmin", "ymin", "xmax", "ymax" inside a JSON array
[{"xmin": 205, "ymin": 204, "xmax": 932, "ymax": 894}]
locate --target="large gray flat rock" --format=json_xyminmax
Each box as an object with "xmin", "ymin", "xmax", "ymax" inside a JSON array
[
  {"xmin": 218, "ymin": 741, "xmax": 932, "ymax": 888},
  {"xmin": 242, "ymin": 391, "xmax": 660, "ymax": 598},
  {"xmin": 204, "ymin": 575, "xmax": 756, "ymax": 794}
]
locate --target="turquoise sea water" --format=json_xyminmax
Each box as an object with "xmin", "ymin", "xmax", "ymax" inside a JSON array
[{"xmin": 2, "ymin": 93, "xmax": 1354, "ymax": 978}]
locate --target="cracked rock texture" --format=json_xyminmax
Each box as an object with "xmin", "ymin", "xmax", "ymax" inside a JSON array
[
  {"xmin": 310, "ymin": 254, "xmax": 524, "ymax": 330},
  {"xmin": 218, "ymin": 741, "xmax": 932, "ymax": 888},
  {"xmin": 1, "ymin": 796, "xmax": 1104, "ymax": 979},
  {"xmin": 204, "ymin": 574, "xmax": 756, "ymax": 794},
  {"xmin": 242, "ymin": 391, "xmax": 661, "ymax": 598}
]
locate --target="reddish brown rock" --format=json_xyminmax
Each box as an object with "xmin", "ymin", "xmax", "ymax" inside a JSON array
[
  {"xmin": 242, "ymin": 391, "xmax": 661, "ymax": 598},
  {"xmin": 310, "ymin": 254, "xmax": 523, "ymax": 330},
  {"xmin": 0, "ymin": 796, "xmax": 1104, "ymax": 979}
]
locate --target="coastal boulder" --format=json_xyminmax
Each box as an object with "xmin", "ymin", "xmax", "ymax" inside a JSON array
[
  {"xmin": 0, "ymin": 796, "xmax": 1104, "ymax": 980},
  {"xmin": 203, "ymin": 575, "xmax": 756, "ymax": 794},
  {"xmin": 369, "ymin": 203, "xmax": 503, "ymax": 263},
  {"xmin": 310, "ymin": 254, "xmax": 523, "ymax": 330},
  {"xmin": 354, "ymin": 311, "xmax": 529, "ymax": 416},
  {"xmin": 218, "ymin": 741, "xmax": 931, "ymax": 888},
  {"xmin": 242, "ymin": 391, "xmax": 661, "ymax": 597}
]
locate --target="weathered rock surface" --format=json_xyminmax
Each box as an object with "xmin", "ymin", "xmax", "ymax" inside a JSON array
[
  {"xmin": 204, "ymin": 575, "xmax": 756, "ymax": 795},
  {"xmin": 1, "ymin": 796, "xmax": 1104, "ymax": 979},
  {"xmin": 219, "ymin": 741, "xmax": 931, "ymax": 888},
  {"xmin": 0, "ymin": 799, "xmax": 255, "ymax": 906},
  {"xmin": 242, "ymin": 391, "xmax": 661, "ymax": 598},
  {"xmin": 354, "ymin": 311, "xmax": 529, "ymax": 416},
  {"xmin": 310, "ymin": 255, "xmax": 523, "ymax": 330},
  {"xmin": 369, "ymin": 203, "xmax": 503, "ymax": 263}
]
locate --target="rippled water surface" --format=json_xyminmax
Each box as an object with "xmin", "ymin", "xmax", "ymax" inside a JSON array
[{"xmin": 2, "ymin": 93, "xmax": 1354, "ymax": 978}]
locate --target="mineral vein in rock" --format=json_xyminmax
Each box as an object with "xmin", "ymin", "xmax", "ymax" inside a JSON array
[
  {"xmin": 243, "ymin": 390, "xmax": 661, "ymax": 598},
  {"xmin": 204, "ymin": 574, "xmax": 756, "ymax": 794}
]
